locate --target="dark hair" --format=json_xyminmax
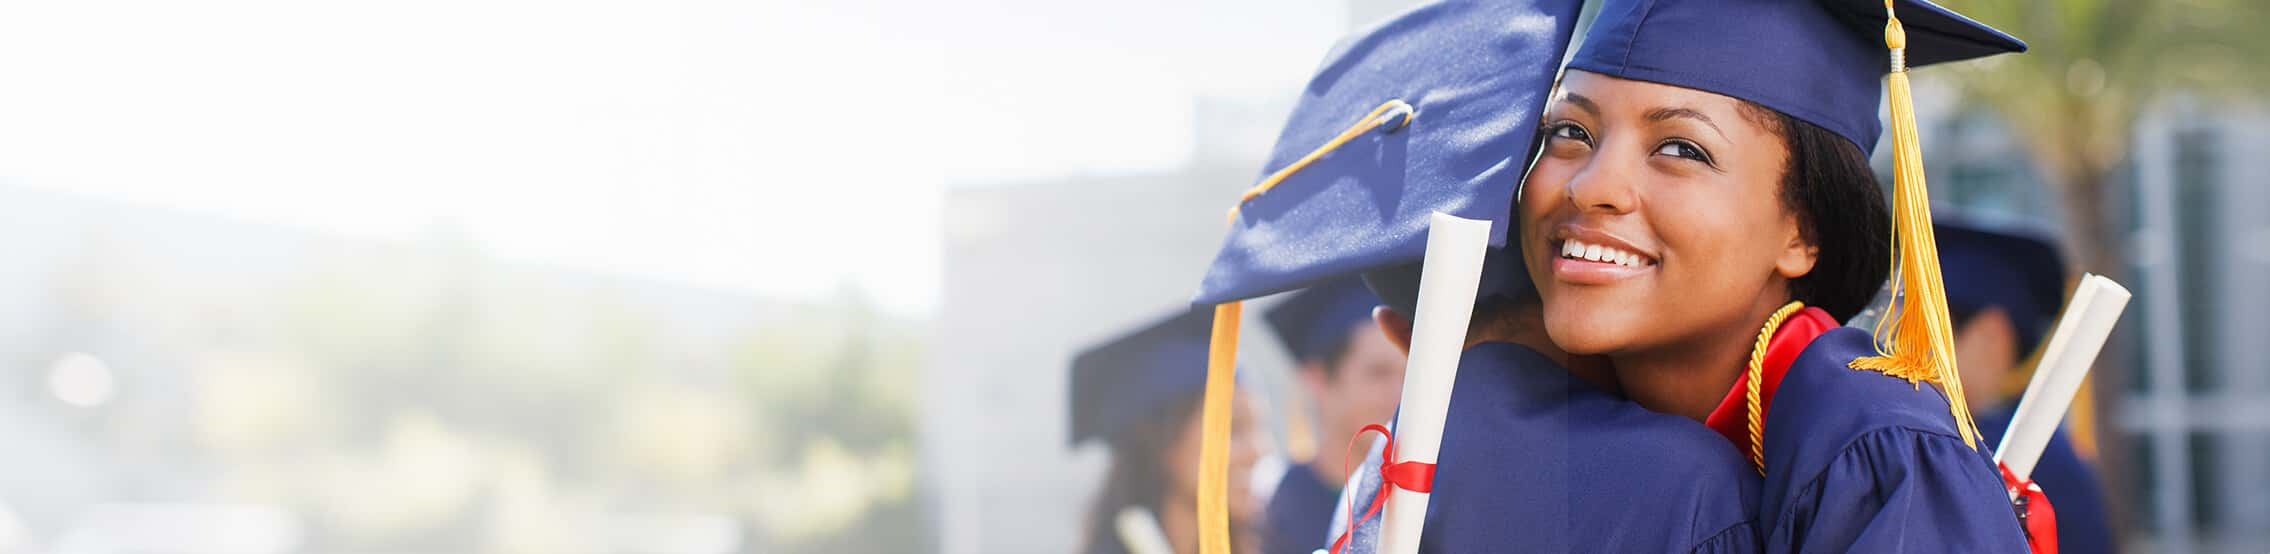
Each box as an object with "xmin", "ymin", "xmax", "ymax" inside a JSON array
[
  {"xmin": 1079, "ymin": 392, "xmax": 1204, "ymax": 553},
  {"xmin": 1739, "ymin": 102, "xmax": 1890, "ymax": 321},
  {"xmin": 1316, "ymin": 336, "xmax": 1357, "ymax": 378}
]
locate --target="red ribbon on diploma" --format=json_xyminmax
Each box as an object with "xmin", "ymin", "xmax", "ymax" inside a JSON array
[
  {"xmin": 1999, "ymin": 462, "xmax": 2059, "ymax": 554},
  {"xmin": 1328, "ymin": 423, "xmax": 1436, "ymax": 554}
]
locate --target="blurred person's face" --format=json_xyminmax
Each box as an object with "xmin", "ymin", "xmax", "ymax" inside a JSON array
[
  {"xmin": 1300, "ymin": 324, "xmax": 1406, "ymax": 453},
  {"xmin": 1163, "ymin": 392, "xmax": 1260, "ymax": 519},
  {"xmin": 1953, "ymin": 306, "xmax": 2020, "ymax": 409}
]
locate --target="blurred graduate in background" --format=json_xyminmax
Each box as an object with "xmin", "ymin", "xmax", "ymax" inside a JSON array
[
  {"xmin": 1070, "ymin": 308, "xmax": 1263, "ymax": 554},
  {"xmin": 1258, "ymin": 277, "xmax": 1402, "ymax": 554},
  {"xmin": 1938, "ymin": 213, "xmax": 2116, "ymax": 553}
]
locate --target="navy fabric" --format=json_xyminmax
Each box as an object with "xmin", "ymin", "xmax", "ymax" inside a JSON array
[
  {"xmin": 1935, "ymin": 214, "xmax": 2067, "ymax": 355},
  {"xmin": 1068, "ymin": 307, "xmax": 1217, "ymax": 447},
  {"xmin": 1569, "ymin": 0, "xmax": 2025, "ymax": 153},
  {"xmin": 1264, "ymin": 463, "xmax": 1342, "ymax": 554},
  {"xmin": 1335, "ymin": 342, "xmax": 1762, "ymax": 553},
  {"xmin": 1193, "ymin": 0, "xmax": 1580, "ymax": 309},
  {"xmin": 1975, "ymin": 404, "xmax": 2114, "ymax": 554},
  {"xmin": 1759, "ymin": 327, "xmax": 2029, "ymax": 552},
  {"xmin": 1267, "ymin": 277, "xmax": 1384, "ymax": 363}
]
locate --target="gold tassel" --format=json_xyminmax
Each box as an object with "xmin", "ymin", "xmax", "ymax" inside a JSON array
[
  {"xmin": 1196, "ymin": 302, "xmax": 1241, "ymax": 554},
  {"xmin": 1845, "ymin": 3, "xmax": 1982, "ymax": 449},
  {"xmin": 1197, "ymin": 99, "xmax": 1414, "ymax": 554}
]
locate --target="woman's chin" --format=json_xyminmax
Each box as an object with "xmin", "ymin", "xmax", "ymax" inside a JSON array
[{"xmin": 1541, "ymin": 317, "xmax": 1634, "ymax": 357}]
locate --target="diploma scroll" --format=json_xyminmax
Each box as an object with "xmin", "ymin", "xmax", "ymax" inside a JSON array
[
  {"xmin": 1377, "ymin": 213, "xmax": 1492, "ymax": 554},
  {"xmin": 1994, "ymin": 274, "xmax": 2132, "ymax": 482},
  {"xmin": 1115, "ymin": 506, "xmax": 1173, "ymax": 554}
]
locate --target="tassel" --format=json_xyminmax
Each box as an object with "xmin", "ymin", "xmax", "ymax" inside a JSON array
[
  {"xmin": 1845, "ymin": 2, "xmax": 1982, "ymax": 449},
  {"xmin": 1196, "ymin": 302, "xmax": 1241, "ymax": 554}
]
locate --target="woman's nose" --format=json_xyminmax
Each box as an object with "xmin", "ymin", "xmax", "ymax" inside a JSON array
[{"xmin": 1563, "ymin": 154, "xmax": 1638, "ymax": 214}]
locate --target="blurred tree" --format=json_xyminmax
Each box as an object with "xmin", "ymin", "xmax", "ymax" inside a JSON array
[
  {"xmin": 1937, "ymin": 0, "xmax": 2266, "ymax": 277},
  {"xmin": 1933, "ymin": 0, "xmax": 2270, "ymax": 538},
  {"xmin": 734, "ymin": 283, "xmax": 927, "ymax": 553}
]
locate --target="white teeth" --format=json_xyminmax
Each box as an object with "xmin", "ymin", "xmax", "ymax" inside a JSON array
[{"xmin": 1560, "ymin": 238, "xmax": 1650, "ymax": 267}]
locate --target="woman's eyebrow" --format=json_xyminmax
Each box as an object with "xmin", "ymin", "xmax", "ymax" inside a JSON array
[
  {"xmin": 1558, "ymin": 92, "xmax": 1601, "ymax": 116},
  {"xmin": 1644, "ymin": 107, "xmax": 1729, "ymax": 142}
]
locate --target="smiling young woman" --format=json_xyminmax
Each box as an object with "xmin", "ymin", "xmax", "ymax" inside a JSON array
[
  {"xmin": 1521, "ymin": 69, "xmax": 1890, "ymax": 425},
  {"xmin": 1512, "ymin": 0, "xmax": 2042, "ymax": 551}
]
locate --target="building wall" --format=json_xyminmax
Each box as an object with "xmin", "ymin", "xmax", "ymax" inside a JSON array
[{"xmin": 928, "ymin": 161, "xmax": 1306, "ymax": 553}]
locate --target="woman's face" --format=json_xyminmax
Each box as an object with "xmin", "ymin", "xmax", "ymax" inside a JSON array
[
  {"xmin": 1518, "ymin": 70, "xmax": 1817, "ymax": 356},
  {"xmin": 1164, "ymin": 392, "xmax": 1260, "ymax": 519}
]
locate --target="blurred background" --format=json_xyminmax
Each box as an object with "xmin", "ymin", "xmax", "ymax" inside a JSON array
[{"xmin": 0, "ymin": 0, "xmax": 2259, "ymax": 552}]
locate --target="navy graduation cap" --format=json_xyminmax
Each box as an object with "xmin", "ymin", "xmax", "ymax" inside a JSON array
[
  {"xmin": 1192, "ymin": 0, "xmax": 1580, "ymax": 311},
  {"xmin": 1069, "ymin": 307, "xmax": 1217, "ymax": 447},
  {"xmin": 1934, "ymin": 212, "xmax": 2068, "ymax": 356},
  {"xmin": 1265, "ymin": 276, "xmax": 1383, "ymax": 364},
  {"xmin": 1570, "ymin": 0, "xmax": 2026, "ymax": 154}
]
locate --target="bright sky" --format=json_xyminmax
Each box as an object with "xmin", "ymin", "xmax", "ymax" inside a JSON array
[{"xmin": 0, "ymin": 0, "xmax": 1345, "ymax": 316}]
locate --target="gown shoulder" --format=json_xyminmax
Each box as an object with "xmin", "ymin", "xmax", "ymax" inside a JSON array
[{"xmin": 1757, "ymin": 327, "xmax": 2027, "ymax": 553}]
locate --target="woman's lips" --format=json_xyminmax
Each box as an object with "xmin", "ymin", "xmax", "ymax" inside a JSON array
[{"xmin": 1551, "ymin": 255, "xmax": 1654, "ymax": 285}]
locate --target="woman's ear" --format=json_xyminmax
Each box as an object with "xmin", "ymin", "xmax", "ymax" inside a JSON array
[
  {"xmin": 1775, "ymin": 220, "xmax": 1819, "ymax": 280},
  {"xmin": 1373, "ymin": 306, "xmax": 1414, "ymax": 355}
]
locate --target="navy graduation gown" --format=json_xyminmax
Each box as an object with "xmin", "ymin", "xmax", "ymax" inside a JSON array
[
  {"xmin": 1975, "ymin": 404, "xmax": 2114, "ymax": 554},
  {"xmin": 1336, "ymin": 342, "xmax": 1761, "ymax": 553},
  {"xmin": 1266, "ymin": 463, "xmax": 1342, "ymax": 554},
  {"xmin": 1758, "ymin": 326, "xmax": 2029, "ymax": 553}
]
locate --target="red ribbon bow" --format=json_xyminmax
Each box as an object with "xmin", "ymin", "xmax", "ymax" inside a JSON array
[
  {"xmin": 1999, "ymin": 462, "xmax": 2059, "ymax": 554},
  {"xmin": 1327, "ymin": 423, "xmax": 1436, "ymax": 554}
]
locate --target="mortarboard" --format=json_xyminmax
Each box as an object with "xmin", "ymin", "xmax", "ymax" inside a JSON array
[
  {"xmin": 1183, "ymin": 2, "xmax": 1587, "ymax": 551},
  {"xmin": 1192, "ymin": 0, "xmax": 1580, "ymax": 312},
  {"xmin": 1266, "ymin": 277, "xmax": 1385, "ymax": 364},
  {"xmin": 1933, "ymin": 212, "xmax": 2067, "ymax": 356},
  {"xmin": 1569, "ymin": 0, "xmax": 2025, "ymax": 154},
  {"xmin": 1069, "ymin": 307, "xmax": 1218, "ymax": 447}
]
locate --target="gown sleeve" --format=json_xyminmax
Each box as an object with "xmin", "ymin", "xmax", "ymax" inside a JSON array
[{"xmin": 1768, "ymin": 427, "xmax": 2029, "ymax": 553}]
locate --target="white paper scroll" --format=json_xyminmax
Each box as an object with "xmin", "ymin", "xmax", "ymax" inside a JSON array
[
  {"xmin": 1377, "ymin": 212, "xmax": 1492, "ymax": 554},
  {"xmin": 1994, "ymin": 274, "xmax": 2132, "ymax": 482},
  {"xmin": 1115, "ymin": 506, "xmax": 1173, "ymax": 554}
]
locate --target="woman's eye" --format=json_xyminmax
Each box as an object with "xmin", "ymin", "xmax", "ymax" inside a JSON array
[
  {"xmin": 1654, "ymin": 140, "xmax": 1711, "ymax": 163},
  {"xmin": 1548, "ymin": 123, "xmax": 1591, "ymax": 144}
]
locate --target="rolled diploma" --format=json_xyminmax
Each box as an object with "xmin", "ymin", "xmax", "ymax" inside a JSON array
[
  {"xmin": 1115, "ymin": 507, "xmax": 1173, "ymax": 554},
  {"xmin": 1994, "ymin": 274, "xmax": 2132, "ymax": 482},
  {"xmin": 1377, "ymin": 213, "xmax": 1492, "ymax": 554}
]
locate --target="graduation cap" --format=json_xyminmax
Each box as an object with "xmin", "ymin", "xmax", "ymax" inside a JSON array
[
  {"xmin": 1266, "ymin": 276, "xmax": 1385, "ymax": 364},
  {"xmin": 1570, "ymin": 0, "xmax": 2025, "ymax": 154},
  {"xmin": 1934, "ymin": 213, "xmax": 2067, "ymax": 357},
  {"xmin": 1569, "ymin": 0, "xmax": 2026, "ymax": 449},
  {"xmin": 1193, "ymin": 0, "xmax": 1581, "ymax": 312},
  {"xmin": 1068, "ymin": 307, "xmax": 1217, "ymax": 447}
]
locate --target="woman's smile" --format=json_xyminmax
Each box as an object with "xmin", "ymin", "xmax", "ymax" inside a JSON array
[{"xmin": 1548, "ymin": 225, "xmax": 1658, "ymax": 285}]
